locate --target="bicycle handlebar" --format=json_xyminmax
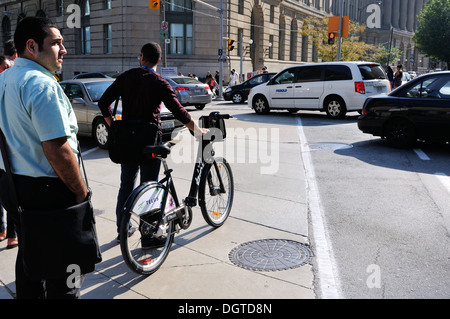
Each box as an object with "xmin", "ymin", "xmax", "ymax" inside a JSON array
[{"xmin": 207, "ymin": 112, "xmax": 232, "ymax": 120}]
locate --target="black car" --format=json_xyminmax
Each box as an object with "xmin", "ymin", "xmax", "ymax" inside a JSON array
[
  {"xmin": 358, "ymin": 71, "xmax": 450, "ymax": 148},
  {"xmin": 224, "ymin": 72, "xmax": 275, "ymax": 103}
]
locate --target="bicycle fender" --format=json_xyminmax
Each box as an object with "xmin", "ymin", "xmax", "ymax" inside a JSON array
[{"xmin": 123, "ymin": 182, "xmax": 164, "ymax": 216}]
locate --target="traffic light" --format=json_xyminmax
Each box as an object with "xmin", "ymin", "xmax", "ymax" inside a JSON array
[
  {"xmin": 227, "ymin": 39, "xmax": 235, "ymax": 52},
  {"xmin": 149, "ymin": 0, "xmax": 160, "ymax": 10},
  {"xmin": 328, "ymin": 32, "xmax": 336, "ymax": 45}
]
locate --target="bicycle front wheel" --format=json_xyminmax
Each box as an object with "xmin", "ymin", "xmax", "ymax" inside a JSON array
[
  {"xmin": 199, "ymin": 157, "xmax": 234, "ymax": 227},
  {"xmin": 120, "ymin": 184, "xmax": 176, "ymax": 276}
]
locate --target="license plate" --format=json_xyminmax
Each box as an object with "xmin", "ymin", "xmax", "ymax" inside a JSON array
[
  {"xmin": 194, "ymin": 89, "xmax": 202, "ymax": 94},
  {"xmin": 162, "ymin": 121, "xmax": 175, "ymax": 130}
]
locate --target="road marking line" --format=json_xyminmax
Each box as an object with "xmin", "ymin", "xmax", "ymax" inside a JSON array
[
  {"xmin": 413, "ymin": 148, "xmax": 430, "ymax": 161},
  {"xmin": 296, "ymin": 116, "xmax": 342, "ymax": 299}
]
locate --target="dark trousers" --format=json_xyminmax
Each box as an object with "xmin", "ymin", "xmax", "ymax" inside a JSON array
[
  {"xmin": 0, "ymin": 173, "xmax": 84, "ymax": 299},
  {"xmin": 116, "ymin": 159, "xmax": 161, "ymax": 233}
]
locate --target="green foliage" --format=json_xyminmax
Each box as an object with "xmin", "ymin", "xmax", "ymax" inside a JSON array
[
  {"xmin": 413, "ymin": 0, "xmax": 450, "ymax": 68},
  {"xmin": 300, "ymin": 17, "xmax": 376, "ymax": 62}
]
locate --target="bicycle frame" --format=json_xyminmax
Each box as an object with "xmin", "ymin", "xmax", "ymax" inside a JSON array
[{"xmin": 157, "ymin": 112, "xmax": 229, "ymax": 226}]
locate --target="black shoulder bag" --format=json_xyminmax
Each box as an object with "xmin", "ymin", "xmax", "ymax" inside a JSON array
[
  {"xmin": 108, "ymin": 99, "xmax": 161, "ymax": 164},
  {"xmin": 0, "ymin": 129, "xmax": 102, "ymax": 280}
]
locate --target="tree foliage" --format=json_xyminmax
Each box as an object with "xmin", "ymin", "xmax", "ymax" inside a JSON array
[
  {"xmin": 300, "ymin": 17, "xmax": 375, "ymax": 62},
  {"xmin": 413, "ymin": 0, "xmax": 450, "ymax": 69}
]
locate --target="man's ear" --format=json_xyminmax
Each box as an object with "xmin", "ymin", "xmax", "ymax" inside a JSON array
[{"xmin": 25, "ymin": 39, "xmax": 38, "ymax": 56}]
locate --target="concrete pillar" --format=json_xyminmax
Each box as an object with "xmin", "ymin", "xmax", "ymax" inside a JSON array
[
  {"xmin": 407, "ymin": 0, "xmax": 416, "ymax": 32},
  {"xmin": 399, "ymin": 0, "xmax": 408, "ymax": 30},
  {"xmin": 392, "ymin": 0, "xmax": 400, "ymax": 28}
]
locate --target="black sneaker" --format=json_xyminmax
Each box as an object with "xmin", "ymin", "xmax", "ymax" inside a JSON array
[{"xmin": 116, "ymin": 227, "xmax": 137, "ymax": 243}]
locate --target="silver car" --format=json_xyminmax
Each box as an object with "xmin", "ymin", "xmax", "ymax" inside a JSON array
[
  {"xmin": 164, "ymin": 76, "xmax": 213, "ymax": 110},
  {"xmin": 59, "ymin": 78, "xmax": 183, "ymax": 148}
]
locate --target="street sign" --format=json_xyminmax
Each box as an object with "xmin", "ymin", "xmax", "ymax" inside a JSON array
[
  {"xmin": 328, "ymin": 16, "xmax": 349, "ymax": 38},
  {"xmin": 160, "ymin": 30, "xmax": 168, "ymax": 39},
  {"xmin": 161, "ymin": 21, "xmax": 168, "ymax": 31}
]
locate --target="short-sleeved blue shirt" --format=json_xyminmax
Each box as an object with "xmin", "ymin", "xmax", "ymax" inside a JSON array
[{"xmin": 0, "ymin": 57, "xmax": 78, "ymax": 178}]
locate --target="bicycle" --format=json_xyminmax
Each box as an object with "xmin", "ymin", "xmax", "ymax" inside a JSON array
[{"xmin": 119, "ymin": 112, "xmax": 234, "ymax": 275}]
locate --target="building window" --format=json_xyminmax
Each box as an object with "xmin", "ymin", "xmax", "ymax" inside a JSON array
[
  {"xmin": 58, "ymin": 0, "xmax": 64, "ymax": 16},
  {"xmin": 290, "ymin": 20, "xmax": 297, "ymax": 61},
  {"xmin": 81, "ymin": 0, "xmax": 91, "ymax": 54},
  {"xmin": 238, "ymin": 0, "xmax": 244, "ymax": 15},
  {"xmin": 270, "ymin": 5, "xmax": 275, "ymax": 23},
  {"xmin": 104, "ymin": 24, "xmax": 112, "ymax": 54},
  {"xmin": 166, "ymin": 0, "xmax": 193, "ymax": 55},
  {"xmin": 105, "ymin": 0, "xmax": 112, "ymax": 9}
]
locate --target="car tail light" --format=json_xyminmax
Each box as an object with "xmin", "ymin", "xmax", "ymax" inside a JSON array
[
  {"xmin": 362, "ymin": 105, "xmax": 367, "ymax": 116},
  {"xmin": 355, "ymin": 81, "xmax": 365, "ymax": 94},
  {"xmin": 176, "ymin": 87, "xmax": 189, "ymax": 91},
  {"xmin": 205, "ymin": 85, "xmax": 211, "ymax": 91}
]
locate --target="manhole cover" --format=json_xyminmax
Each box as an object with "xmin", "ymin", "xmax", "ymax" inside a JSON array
[
  {"xmin": 229, "ymin": 239, "xmax": 312, "ymax": 272},
  {"xmin": 309, "ymin": 142, "xmax": 353, "ymax": 150}
]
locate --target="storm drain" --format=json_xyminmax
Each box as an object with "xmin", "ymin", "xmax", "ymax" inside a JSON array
[{"xmin": 229, "ymin": 239, "xmax": 312, "ymax": 272}]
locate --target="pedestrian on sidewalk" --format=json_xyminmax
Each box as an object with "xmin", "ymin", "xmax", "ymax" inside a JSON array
[
  {"xmin": 98, "ymin": 42, "xmax": 208, "ymax": 243},
  {"xmin": 0, "ymin": 55, "xmax": 17, "ymax": 249},
  {"xmin": 0, "ymin": 16, "xmax": 88, "ymax": 299}
]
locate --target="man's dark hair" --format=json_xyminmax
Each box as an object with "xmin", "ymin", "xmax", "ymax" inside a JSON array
[
  {"xmin": 14, "ymin": 16, "xmax": 59, "ymax": 56},
  {"xmin": 4, "ymin": 40, "xmax": 16, "ymax": 56},
  {"xmin": 141, "ymin": 42, "xmax": 161, "ymax": 65}
]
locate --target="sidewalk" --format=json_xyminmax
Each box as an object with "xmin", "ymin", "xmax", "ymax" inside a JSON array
[{"xmin": 0, "ymin": 113, "xmax": 315, "ymax": 299}]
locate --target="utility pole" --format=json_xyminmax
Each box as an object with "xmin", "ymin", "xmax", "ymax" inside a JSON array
[{"xmin": 337, "ymin": 0, "xmax": 344, "ymax": 61}]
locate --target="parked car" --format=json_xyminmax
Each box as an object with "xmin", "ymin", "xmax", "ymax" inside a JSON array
[
  {"xmin": 164, "ymin": 76, "xmax": 212, "ymax": 110},
  {"xmin": 247, "ymin": 62, "xmax": 391, "ymax": 118},
  {"xmin": 73, "ymin": 72, "xmax": 121, "ymax": 79},
  {"xmin": 59, "ymin": 78, "xmax": 183, "ymax": 148},
  {"xmin": 224, "ymin": 72, "xmax": 276, "ymax": 103},
  {"xmin": 357, "ymin": 71, "xmax": 450, "ymax": 148}
]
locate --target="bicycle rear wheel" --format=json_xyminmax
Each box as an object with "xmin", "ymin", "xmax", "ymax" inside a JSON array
[
  {"xmin": 198, "ymin": 157, "xmax": 234, "ymax": 227},
  {"xmin": 120, "ymin": 183, "xmax": 175, "ymax": 276}
]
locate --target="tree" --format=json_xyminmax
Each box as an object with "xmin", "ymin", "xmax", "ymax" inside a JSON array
[
  {"xmin": 300, "ymin": 17, "xmax": 375, "ymax": 62},
  {"xmin": 413, "ymin": 0, "xmax": 450, "ymax": 69},
  {"xmin": 367, "ymin": 45, "xmax": 403, "ymax": 66}
]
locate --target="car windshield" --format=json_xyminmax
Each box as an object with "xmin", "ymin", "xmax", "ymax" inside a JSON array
[
  {"xmin": 85, "ymin": 81, "xmax": 113, "ymax": 102},
  {"xmin": 171, "ymin": 77, "xmax": 203, "ymax": 85},
  {"xmin": 358, "ymin": 64, "xmax": 387, "ymax": 80}
]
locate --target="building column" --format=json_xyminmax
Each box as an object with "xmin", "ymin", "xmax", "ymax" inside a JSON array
[
  {"xmin": 382, "ymin": 0, "xmax": 393, "ymax": 29},
  {"xmin": 391, "ymin": 0, "xmax": 400, "ymax": 28},
  {"xmin": 407, "ymin": 0, "xmax": 416, "ymax": 32},
  {"xmin": 414, "ymin": 0, "xmax": 425, "ymax": 30},
  {"xmin": 399, "ymin": 0, "xmax": 408, "ymax": 30}
]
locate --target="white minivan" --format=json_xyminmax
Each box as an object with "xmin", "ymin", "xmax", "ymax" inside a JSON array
[{"xmin": 248, "ymin": 62, "xmax": 391, "ymax": 118}]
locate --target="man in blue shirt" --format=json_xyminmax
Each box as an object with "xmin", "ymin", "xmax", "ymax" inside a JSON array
[{"xmin": 0, "ymin": 17, "xmax": 88, "ymax": 299}]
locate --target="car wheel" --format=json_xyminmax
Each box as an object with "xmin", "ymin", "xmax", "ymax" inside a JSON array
[
  {"xmin": 93, "ymin": 118, "xmax": 109, "ymax": 149},
  {"xmin": 384, "ymin": 118, "xmax": 416, "ymax": 148},
  {"xmin": 325, "ymin": 96, "xmax": 346, "ymax": 118},
  {"xmin": 195, "ymin": 104, "xmax": 206, "ymax": 110},
  {"xmin": 253, "ymin": 95, "xmax": 270, "ymax": 114},
  {"xmin": 232, "ymin": 92, "xmax": 243, "ymax": 104}
]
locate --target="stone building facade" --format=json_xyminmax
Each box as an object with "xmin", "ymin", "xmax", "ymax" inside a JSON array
[{"xmin": 0, "ymin": 0, "xmax": 433, "ymax": 81}]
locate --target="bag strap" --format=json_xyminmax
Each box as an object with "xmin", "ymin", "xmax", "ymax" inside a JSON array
[
  {"xmin": 0, "ymin": 128, "xmax": 21, "ymax": 212},
  {"xmin": 77, "ymin": 142, "xmax": 90, "ymax": 192}
]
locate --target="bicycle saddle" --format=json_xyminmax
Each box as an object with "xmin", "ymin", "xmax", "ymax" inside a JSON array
[{"xmin": 143, "ymin": 143, "xmax": 172, "ymax": 158}]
